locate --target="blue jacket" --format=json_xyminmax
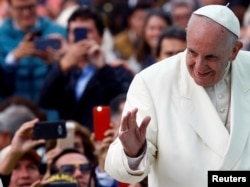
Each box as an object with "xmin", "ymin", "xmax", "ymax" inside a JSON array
[{"xmin": 0, "ymin": 17, "xmax": 66, "ymax": 103}]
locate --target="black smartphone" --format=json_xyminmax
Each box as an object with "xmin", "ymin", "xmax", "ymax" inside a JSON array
[
  {"xmin": 34, "ymin": 38, "xmax": 61, "ymax": 50},
  {"xmin": 74, "ymin": 27, "xmax": 87, "ymax": 43},
  {"xmin": 33, "ymin": 120, "xmax": 67, "ymax": 140}
]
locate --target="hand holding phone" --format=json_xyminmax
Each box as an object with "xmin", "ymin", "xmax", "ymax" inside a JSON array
[
  {"xmin": 33, "ymin": 120, "xmax": 67, "ymax": 140},
  {"xmin": 74, "ymin": 27, "xmax": 87, "ymax": 43},
  {"xmin": 93, "ymin": 106, "xmax": 111, "ymax": 141}
]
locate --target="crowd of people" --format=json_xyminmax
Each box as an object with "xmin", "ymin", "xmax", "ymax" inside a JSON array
[{"xmin": 0, "ymin": 0, "xmax": 250, "ymax": 187}]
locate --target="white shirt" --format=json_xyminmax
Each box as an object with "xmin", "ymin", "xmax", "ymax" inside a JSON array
[{"xmin": 75, "ymin": 65, "xmax": 95, "ymax": 100}]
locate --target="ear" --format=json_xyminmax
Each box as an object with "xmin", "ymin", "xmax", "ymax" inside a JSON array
[
  {"xmin": 0, "ymin": 132, "xmax": 11, "ymax": 149},
  {"xmin": 229, "ymin": 41, "xmax": 243, "ymax": 61}
]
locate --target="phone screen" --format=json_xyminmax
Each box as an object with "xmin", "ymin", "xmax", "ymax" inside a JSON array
[
  {"xmin": 93, "ymin": 106, "xmax": 110, "ymax": 141},
  {"xmin": 34, "ymin": 38, "xmax": 61, "ymax": 50},
  {"xmin": 74, "ymin": 27, "xmax": 87, "ymax": 43}
]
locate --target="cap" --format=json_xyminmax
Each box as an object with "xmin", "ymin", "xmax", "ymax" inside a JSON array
[
  {"xmin": 47, "ymin": 173, "xmax": 79, "ymax": 186},
  {"xmin": 193, "ymin": 5, "xmax": 240, "ymax": 38},
  {"xmin": 0, "ymin": 145, "xmax": 41, "ymax": 164}
]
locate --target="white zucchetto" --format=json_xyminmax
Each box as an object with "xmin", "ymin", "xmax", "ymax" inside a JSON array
[{"xmin": 193, "ymin": 5, "xmax": 240, "ymax": 38}]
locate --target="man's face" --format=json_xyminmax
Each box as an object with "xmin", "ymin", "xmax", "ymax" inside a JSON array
[
  {"xmin": 172, "ymin": 5, "xmax": 192, "ymax": 29},
  {"xmin": 68, "ymin": 18, "xmax": 102, "ymax": 45},
  {"xmin": 9, "ymin": 0, "xmax": 37, "ymax": 31},
  {"xmin": 158, "ymin": 38, "xmax": 186, "ymax": 60},
  {"xmin": 56, "ymin": 153, "xmax": 92, "ymax": 187},
  {"xmin": 9, "ymin": 155, "xmax": 41, "ymax": 187},
  {"xmin": 186, "ymin": 15, "xmax": 235, "ymax": 87}
]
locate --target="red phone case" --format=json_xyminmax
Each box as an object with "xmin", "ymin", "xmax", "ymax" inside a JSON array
[{"xmin": 93, "ymin": 106, "xmax": 110, "ymax": 141}]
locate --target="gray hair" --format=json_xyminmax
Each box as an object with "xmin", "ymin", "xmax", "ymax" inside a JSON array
[{"xmin": 0, "ymin": 105, "xmax": 35, "ymax": 137}]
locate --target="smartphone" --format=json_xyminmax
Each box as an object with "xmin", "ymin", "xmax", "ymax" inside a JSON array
[
  {"xmin": 73, "ymin": 27, "xmax": 87, "ymax": 43},
  {"xmin": 33, "ymin": 120, "xmax": 67, "ymax": 140},
  {"xmin": 34, "ymin": 38, "xmax": 61, "ymax": 50},
  {"xmin": 56, "ymin": 121, "xmax": 75, "ymax": 149},
  {"xmin": 93, "ymin": 106, "xmax": 111, "ymax": 141}
]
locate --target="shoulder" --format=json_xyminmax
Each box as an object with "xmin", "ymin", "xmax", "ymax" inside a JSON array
[
  {"xmin": 38, "ymin": 17, "xmax": 66, "ymax": 36},
  {"xmin": 138, "ymin": 51, "xmax": 185, "ymax": 81},
  {"xmin": 232, "ymin": 50, "xmax": 250, "ymax": 82},
  {"xmin": 234, "ymin": 50, "xmax": 250, "ymax": 67},
  {"xmin": 114, "ymin": 30, "xmax": 129, "ymax": 41},
  {"xmin": 114, "ymin": 30, "xmax": 130, "ymax": 44},
  {"xmin": 0, "ymin": 18, "xmax": 12, "ymax": 32},
  {"xmin": 128, "ymin": 51, "xmax": 186, "ymax": 94},
  {"xmin": 237, "ymin": 50, "xmax": 250, "ymax": 58}
]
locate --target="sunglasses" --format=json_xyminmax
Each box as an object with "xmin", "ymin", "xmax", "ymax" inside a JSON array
[{"xmin": 60, "ymin": 163, "xmax": 92, "ymax": 175}]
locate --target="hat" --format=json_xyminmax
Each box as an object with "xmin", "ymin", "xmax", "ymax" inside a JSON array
[
  {"xmin": 193, "ymin": 5, "xmax": 240, "ymax": 38},
  {"xmin": 0, "ymin": 145, "xmax": 41, "ymax": 164},
  {"xmin": 47, "ymin": 173, "xmax": 79, "ymax": 187}
]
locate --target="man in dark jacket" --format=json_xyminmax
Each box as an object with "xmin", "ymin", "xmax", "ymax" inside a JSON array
[{"xmin": 38, "ymin": 7, "xmax": 133, "ymax": 131}]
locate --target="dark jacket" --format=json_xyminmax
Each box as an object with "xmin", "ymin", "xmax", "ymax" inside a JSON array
[{"xmin": 38, "ymin": 63, "xmax": 130, "ymax": 131}]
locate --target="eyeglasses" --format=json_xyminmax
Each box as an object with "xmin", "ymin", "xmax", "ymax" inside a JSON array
[
  {"xmin": 11, "ymin": 4, "xmax": 36, "ymax": 13},
  {"xmin": 60, "ymin": 163, "xmax": 92, "ymax": 175}
]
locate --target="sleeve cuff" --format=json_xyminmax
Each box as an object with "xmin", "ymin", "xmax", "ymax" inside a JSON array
[
  {"xmin": 122, "ymin": 143, "xmax": 147, "ymax": 176},
  {"xmin": 5, "ymin": 52, "xmax": 18, "ymax": 66}
]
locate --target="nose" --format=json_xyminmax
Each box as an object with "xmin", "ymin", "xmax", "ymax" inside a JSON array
[
  {"xmin": 73, "ymin": 167, "xmax": 84, "ymax": 178},
  {"xmin": 19, "ymin": 167, "xmax": 30, "ymax": 178},
  {"xmin": 193, "ymin": 56, "xmax": 207, "ymax": 72}
]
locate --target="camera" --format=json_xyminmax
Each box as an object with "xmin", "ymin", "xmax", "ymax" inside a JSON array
[{"xmin": 34, "ymin": 38, "xmax": 61, "ymax": 50}]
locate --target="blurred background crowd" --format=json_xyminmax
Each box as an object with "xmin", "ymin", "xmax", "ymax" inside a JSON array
[{"xmin": 0, "ymin": 0, "xmax": 249, "ymax": 187}]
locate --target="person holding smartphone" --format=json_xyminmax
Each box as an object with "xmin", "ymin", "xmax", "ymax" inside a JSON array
[
  {"xmin": 0, "ymin": 119, "xmax": 46, "ymax": 187},
  {"xmin": 0, "ymin": 0, "xmax": 66, "ymax": 108},
  {"xmin": 38, "ymin": 6, "xmax": 133, "ymax": 132}
]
